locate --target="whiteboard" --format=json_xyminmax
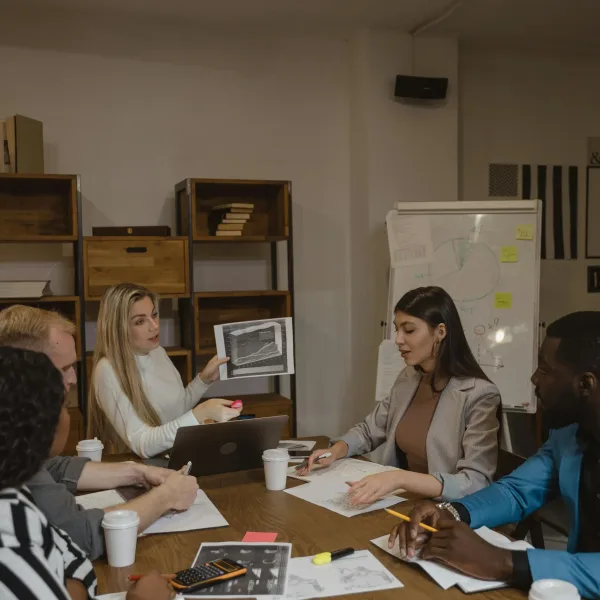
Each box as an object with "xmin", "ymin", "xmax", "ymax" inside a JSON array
[{"xmin": 385, "ymin": 201, "xmax": 542, "ymax": 413}]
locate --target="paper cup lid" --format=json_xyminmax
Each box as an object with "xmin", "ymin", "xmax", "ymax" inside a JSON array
[
  {"xmin": 263, "ymin": 448, "xmax": 289, "ymax": 461},
  {"xmin": 76, "ymin": 437, "xmax": 104, "ymax": 450},
  {"xmin": 529, "ymin": 579, "xmax": 580, "ymax": 600},
  {"xmin": 102, "ymin": 510, "xmax": 140, "ymax": 530}
]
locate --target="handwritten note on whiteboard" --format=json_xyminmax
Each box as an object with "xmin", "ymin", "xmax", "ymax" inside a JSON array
[
  {"xmin": 386, "ymin": 214, "xmax": 434, "ymax": 269},
  {"xmin": 500, "ymin": 246, "xmax": 518, "ymax": 263},
  {"xmin": 494, "ymin": 292, "xmax": 513, "ymax": 309},
  {"xmin": 516, "ymin": 224, "xmax": 534, "ymax": 240}
]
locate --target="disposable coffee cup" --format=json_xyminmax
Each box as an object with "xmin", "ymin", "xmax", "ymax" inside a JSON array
[
  {"xmin": 76, "ymin": 437, "xmax": 104, "ymax": 461},
  {"xmin": 102, "ymin": 510, "xmax": 140, "ymax": 567},
  {"xmin": 262, "ymin": 448, "xmax": 290, "ymax": 491},
  {"xmin": 529, "ymin": 579, "xmax": 580, "ymax": 600}
]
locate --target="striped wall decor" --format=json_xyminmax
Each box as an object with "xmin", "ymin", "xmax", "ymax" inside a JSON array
[{"xmin": 521, "ymin": 165, "xmax": 578, "ymax": 260}]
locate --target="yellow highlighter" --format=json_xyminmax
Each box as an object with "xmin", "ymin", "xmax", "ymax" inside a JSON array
[{"xmin": 312, "ymin": 547, "xmax": 355, "ymax": 565}]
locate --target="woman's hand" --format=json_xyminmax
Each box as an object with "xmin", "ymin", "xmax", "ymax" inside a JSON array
[
  {"xmin": 295, "ymin": 441, "xmax": 348, "ymax": 476},
  {"xmin": 199, "ymin": 355, "xmax": 229, "ymax": 384},
  {"xmin": 192, "ymin": 398, "xmax": 241, "ymax": 424},
  {"xmin": 346, "ymin": 471, "xmax": 404, "ymax": 505}
]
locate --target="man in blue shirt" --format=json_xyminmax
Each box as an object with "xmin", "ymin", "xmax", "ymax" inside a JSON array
[{"xmin": 389, "ymin": 312, "xmax": 600, "ymax": 599}]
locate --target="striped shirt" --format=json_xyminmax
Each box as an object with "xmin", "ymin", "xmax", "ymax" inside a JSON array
[{"xmin": 0, "ymin": 486, "xmax": 97, "ymax": 599}]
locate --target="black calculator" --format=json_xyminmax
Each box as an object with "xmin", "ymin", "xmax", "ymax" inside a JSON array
[{"xmin": 170, "ymin": 558, "xmax": 247, "ymax": 593}]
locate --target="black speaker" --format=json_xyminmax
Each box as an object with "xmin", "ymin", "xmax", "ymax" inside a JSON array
[{"xmin": 394, "ymin": 75, "xmax": 448, "ymax": 100}]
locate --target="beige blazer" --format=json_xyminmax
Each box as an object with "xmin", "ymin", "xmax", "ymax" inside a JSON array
[{"xmin": 334, "ymin": 367, "xmax": 501, "ymax": 501}]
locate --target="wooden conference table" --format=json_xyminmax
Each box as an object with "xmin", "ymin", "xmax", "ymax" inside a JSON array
[{"xmin": 95, "ymin": 440, "xmax": 526, "ymax": 600}]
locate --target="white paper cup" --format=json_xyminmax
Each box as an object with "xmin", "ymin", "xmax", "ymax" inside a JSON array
[
  {"xmin": 101, "ymin": 510, "xmax": 140, "ymax": 567},
  {"xmin": 529, "ymin": 579, "xmax": 580, "ymax": 600},
  {"xmin": 76, "ymin": 437, "xmax": 104, "ymax": 461},
  {"xmin": 262, "ymin": 449, "xmax": 290, "ymax": 491}
]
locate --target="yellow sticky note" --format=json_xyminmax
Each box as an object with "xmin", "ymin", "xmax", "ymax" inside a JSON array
[
  {"xmin": 516, "ymin": 224, "xmax": 534, "ymax": 240},
  {"xmin": 495, "ymin": 293, "xmax": 512, "ymax": 309},
  {"xmin": 500, "ymin": 246, "xmax": 518, "ymax": 263}
]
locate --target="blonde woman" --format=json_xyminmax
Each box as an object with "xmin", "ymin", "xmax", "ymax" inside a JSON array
[{"xmin": 88, "ymin": 283, "xmax": 241, "ymax": 457}]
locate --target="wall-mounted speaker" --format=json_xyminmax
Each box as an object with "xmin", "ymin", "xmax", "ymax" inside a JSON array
[{"xmin": 394, "ymin": 75, "xmax": 448, "ymax": 100}]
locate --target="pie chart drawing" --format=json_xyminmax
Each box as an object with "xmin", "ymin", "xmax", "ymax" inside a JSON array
[{"xmin": 428, "ymin": 238, "xmax": 500, "ymax": 303}]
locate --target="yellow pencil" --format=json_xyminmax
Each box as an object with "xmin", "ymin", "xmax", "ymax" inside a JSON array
[{"xmin": 385, "ymin": 508, "xmax": 438, "ymax": 533}]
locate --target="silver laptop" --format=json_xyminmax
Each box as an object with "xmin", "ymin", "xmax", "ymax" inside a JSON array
[{"xmin": 166, "ymin": 415, "xmax": 289, "ymax": 477}]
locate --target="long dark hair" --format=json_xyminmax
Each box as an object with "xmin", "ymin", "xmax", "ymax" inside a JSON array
[{"xmin": 395, "ymin": 286, "xmax": 491, "ymax": 391}]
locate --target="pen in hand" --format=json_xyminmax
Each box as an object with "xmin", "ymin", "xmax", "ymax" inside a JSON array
[
  {"xmin": 295, "ymin": 452, "xmax": 332, "ymax": 471},
  {"xmin": 182, "ymin": 461, "xmax": 192, "ymax": 476}
]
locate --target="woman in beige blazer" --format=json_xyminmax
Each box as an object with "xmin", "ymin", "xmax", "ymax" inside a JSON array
[{"xmin": 298, "ymin": 286, "xmax": 501, "ymax": 503}]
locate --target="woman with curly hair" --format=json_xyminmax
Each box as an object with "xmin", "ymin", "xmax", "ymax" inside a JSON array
[{"xmin": 0, "ymin": 347, "xmax": 173, "ymax": 600}]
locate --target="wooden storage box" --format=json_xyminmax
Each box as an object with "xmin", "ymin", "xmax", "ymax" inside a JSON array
[
  {"xmin": 195, "ymin": 290, "xmax": 291, "ymax": 355},
  {"xmin": 84, "ymin": 237, "xmax": 190, "ymax": 299},
  {"xmin": 0, "ymin": 174, "xmax": 77, "ymax": 240}
]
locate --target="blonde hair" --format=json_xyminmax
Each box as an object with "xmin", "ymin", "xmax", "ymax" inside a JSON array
[
  {"xmin": 87, "ymin": 283, "xmax": 161, "ymax": 452},
  {"xmin": 0, "ymin": 305, "xmax": 76, "ymax": 351}
]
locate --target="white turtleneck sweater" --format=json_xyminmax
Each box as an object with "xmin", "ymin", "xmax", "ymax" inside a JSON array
[{"xmin": 92, "ymin": 346, "xmax": 210, "ymax": 458}]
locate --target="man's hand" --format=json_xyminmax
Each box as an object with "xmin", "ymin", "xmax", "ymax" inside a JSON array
[
  {"xmin": 388, "ymin": 499, "xmax": 449, "ymax": 558},
  {"xmin": 422, "ymin": 520, "xmax": 514, "ymax": 581},
  {"xmin": 160, "ymin": 467, "xmax": 199, "ymax": 511},
  {"xmin": 126, "ymin": 571, "xmax": 174, "ymax": 600},
  {"xmin": 135, "ymin": 464, "xmax": 173, "ymax": 489}
]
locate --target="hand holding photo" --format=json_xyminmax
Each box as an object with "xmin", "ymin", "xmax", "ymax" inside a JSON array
[{"xmin": 214, "ymin": 317, "xmax": 295, "ymax": 380}]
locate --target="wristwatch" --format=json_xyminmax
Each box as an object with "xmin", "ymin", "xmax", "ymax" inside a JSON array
[{"xmin": 436, "ymin": 501, "xmax": 461, "ymax": 521}]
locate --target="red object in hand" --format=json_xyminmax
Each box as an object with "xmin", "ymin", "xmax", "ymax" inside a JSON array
[{"xmin": 232, "ymin": 400, "xmax": 243, "ymax": 409}]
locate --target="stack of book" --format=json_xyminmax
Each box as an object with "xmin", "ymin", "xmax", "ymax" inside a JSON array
[{"xmin": 209, "ymin": 203, "xmax": 254, "ymax": 237}]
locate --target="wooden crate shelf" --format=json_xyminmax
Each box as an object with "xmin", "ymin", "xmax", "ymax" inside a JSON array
[
  {"xmin": 176, "ymin": 177, "xmax": 296, "ymax": 435},
  {"xmin": 194, "ymin": 291, "xmax": 291, "ymax": 355},
  {"xmin": 176, "ymin": 178, "xmax": 289, "ymax": 241},
  {"xmin": 83, "ymin": 237, "xmax": 190, "ymax": 300},
  {"xmin": 0, "ymin": 296, "xmax": 82, "ymax": 358},
  {"xmin": 0, "ymin": 174, "xmax": 78, "ymax": 241}
]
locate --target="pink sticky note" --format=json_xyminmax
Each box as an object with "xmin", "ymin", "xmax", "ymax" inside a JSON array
[{"xmin": 242, "ymin": 532, "xmax": 278, "ymax": 543}]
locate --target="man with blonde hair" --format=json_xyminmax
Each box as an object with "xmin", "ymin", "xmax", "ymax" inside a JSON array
[{"xmin": 0, "ymin": 305, "xmax": 199, "ymax": 560}]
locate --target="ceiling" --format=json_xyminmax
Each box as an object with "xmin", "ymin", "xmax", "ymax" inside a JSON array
[{"xmin": 0, "ymin": 0, "xmax": 599, "ymax": 44}]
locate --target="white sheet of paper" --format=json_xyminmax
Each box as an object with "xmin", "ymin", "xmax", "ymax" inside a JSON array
[
  {"xmin": 284, "ymin": 478, "xmax": 404, "ymax": 518},
  {"xmin": 75, "ymin": 489, "xmax": 125, "ymax": 510},
  {"xmin": 142, "ymin": 490, "xmax": 228, "ymax": 535},
  {"xmin": 278, "ymin": 440, "xmax": 317, "ymax": 451},
  {"xmin": 386, "ymin": 213, "xmax": 434, "ymax": 269},
  {"xmin": 370, "ymin": 527, "xmax": 532, "ymax": 593},
  {"xmin": 96, "ymin": 594, "xmax": 127, "ymax": 600},
  {"xmin": 375, "ymin": 340, "xmax": 404, "ymax": 402},
  {"xmin": 282, "ymin": 550, "xmax": 402, "ymax": 599},
  {"xmin": 288, "ymin": 457, "xmax": 400, "ymax": 484}
]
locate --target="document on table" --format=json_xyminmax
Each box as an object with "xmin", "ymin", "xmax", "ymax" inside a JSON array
[
  {"xmin": 370, "ymin": 527, "xmax": 532, "ymax": 593},
  {"xmin": 142, "ymin": 489, "xmax": 228, "ymax": 535},
  {"xmin": 77, "ymin": 489, "xmax": 228, "ymax": 535},
  {"xmin": 284, "ymin": 478, "xmax": 404, "ymax": 518},
  {"xmin": 75, "ymin": 489, "xmax": 125, "ymax": 510},
  {"xmin": 288, "ymin": 457, "xmax": 401, "ymax": 486},
  {"xmin": 281, "ymin": 550, "xmax": 402, "ymax": 599}
]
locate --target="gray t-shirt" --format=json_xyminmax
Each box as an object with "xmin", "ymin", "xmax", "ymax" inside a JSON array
[{"xmin": 26, "ymin": 456, "xmax": 105, "ymax": 560}]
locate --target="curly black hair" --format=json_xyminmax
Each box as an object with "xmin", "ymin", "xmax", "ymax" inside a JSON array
[{"xmin": 0, "ymin": 346, "xmax": 65, "ymax": 489}]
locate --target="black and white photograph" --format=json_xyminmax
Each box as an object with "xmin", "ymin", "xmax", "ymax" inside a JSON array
[
  {"xmin": 189, "ymin": 542, "xmax": 291, "ymax": 597},
  {"xmin": 214, "ymin": 317, "xmax": 295, "ymax": 380}
]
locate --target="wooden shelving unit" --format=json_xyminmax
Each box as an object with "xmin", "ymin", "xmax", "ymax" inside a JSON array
[
  {"xmin": 0, "ymin": 174, "xmax": 86, "ymax": 454},
  {"xmin": 175, "ymin": 178, "xmax": 296, "ymax": 435}
]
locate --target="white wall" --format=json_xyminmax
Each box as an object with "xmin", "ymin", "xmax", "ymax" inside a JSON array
[
  {"xmin": 0, "ymin": 8, "xmax": 459, "ymax": 436},
  {"xmin": 460, "ymin": 43, "xmax": 600, "ymax": 325}
]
